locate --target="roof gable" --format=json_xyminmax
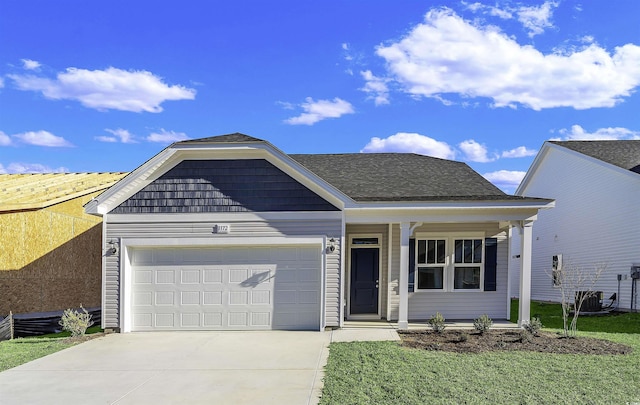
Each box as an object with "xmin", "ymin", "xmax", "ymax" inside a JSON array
[
  {"xmin": 549, "ymin": 140, "xmax": 640, "ymax": 174},
  {"xmin": 175, "ymin": 132, "xmax": 265, "ymax": 145},
  {"xmin": 111, "ymin": 159, "xmax": 338, "ymax": 213}
]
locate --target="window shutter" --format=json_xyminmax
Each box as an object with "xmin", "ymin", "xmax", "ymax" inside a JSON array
[
  {"xmin": 409, "ymin": 238, "xmax": 415, "ymax": 292},
  {"xmin": 484, "ymin": 238, "xmax": 498, "ymax": 291}
]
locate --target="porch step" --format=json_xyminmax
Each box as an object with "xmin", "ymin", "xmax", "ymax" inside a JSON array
[{"xmin": 342, "ymin": 320, "xmax": 520, "ymax": 330}]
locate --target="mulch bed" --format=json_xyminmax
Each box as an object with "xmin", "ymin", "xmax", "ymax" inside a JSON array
[{"xmin": 399, "ymin": 330, "xmax": 632, "ymax": 355}]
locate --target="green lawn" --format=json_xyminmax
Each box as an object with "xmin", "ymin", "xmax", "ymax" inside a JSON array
[
  {"xmin": 0, "ymin": 326, "xmax": 103, "ymax": 372},
  {"xmin": 320, "ymin": 333, "xmax": 640, "ymax": 404},
  {"xmin": 510, "ymin": 299, "xmax": 640, "ymax": 333},
  {"xmin": 321, "ymin": 302, "xmax": 640, "ymax": 404}
]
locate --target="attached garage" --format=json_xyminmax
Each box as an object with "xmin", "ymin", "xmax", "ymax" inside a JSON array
[{"xmin": 128, "ymin": 245, "xmax": 323, "ymax": 331}]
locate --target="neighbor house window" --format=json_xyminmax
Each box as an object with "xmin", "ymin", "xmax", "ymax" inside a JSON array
[
  {"xmin": 453, "ymin": 239, "xmax": 482, "ymax": 290},
  {"xmin": 416, "ymin": 239, "xmax": 445, "ymax": 289}
]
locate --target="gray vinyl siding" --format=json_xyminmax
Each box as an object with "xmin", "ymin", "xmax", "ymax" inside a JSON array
[
  {"xmin": 346, "ymin": 224, "xmax": 390, "ymax": 319},
  {"xmin": 389, "ymin": 223, "xmax": 508, "ymax": 321},
  {"xmin": 103, "ymin": 217, "xmax": 342, "ymax": 329},
  {"xmin": 517, "ymin": 146, "xmax": 640, "ymax": 310}
]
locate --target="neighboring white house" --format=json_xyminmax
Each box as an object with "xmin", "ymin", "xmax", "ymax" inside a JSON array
[{"xmin": 514, "ymin": 140, "xmax": 640, "ymax": 311}]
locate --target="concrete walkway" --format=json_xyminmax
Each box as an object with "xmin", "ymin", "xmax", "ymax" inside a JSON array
[{"xmin": 0, "ymin": 328, "xmax": 400, "ymax": 405}]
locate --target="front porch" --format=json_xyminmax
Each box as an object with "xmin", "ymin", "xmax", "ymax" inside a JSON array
[{"xmin": 343, "ymin": 219, "xmax": 536, "ymax": 329}]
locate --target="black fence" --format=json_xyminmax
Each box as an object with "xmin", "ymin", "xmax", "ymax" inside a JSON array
[{"xmin": 0, "ymin": 307, "xmax": 101, "ymax": 339}]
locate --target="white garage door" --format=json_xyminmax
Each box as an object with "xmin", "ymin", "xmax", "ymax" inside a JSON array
[{"xmin": 129, "ymin": 245, "xmax": 322, "ymax": 331}]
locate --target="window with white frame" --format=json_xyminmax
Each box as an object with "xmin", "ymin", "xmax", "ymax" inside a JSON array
[
  {"xmin": 416, "ymin": 239, "xmax": 445, "ymax": 289},
  {"xmin": 415, "ymin": 236, "xmax": 484, "ymax": 291},
  {"xmin": 453, "ymin": 239, "xmax": 483, "ymax": 290}
]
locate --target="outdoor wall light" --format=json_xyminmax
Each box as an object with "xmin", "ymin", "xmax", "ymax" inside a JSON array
[
  {"xmin": 107, "ymin": 240, "xmax": 119, "ymax": 255},
  {"xmin": 327, "ymin": 238, "xmax": 336, "ymax": 253}
]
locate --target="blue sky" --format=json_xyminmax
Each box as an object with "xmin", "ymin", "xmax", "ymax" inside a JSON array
[{"xmin": 1, "ymin": 1, "xmax": 639, "ymax": 193}]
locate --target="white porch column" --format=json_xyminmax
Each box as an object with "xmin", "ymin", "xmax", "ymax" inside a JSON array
[
  {"xmin": 398, "ymin": 222, "xmax": 410, "ymax": 330},
  {"xmin": 518, "ymin": 221, "xmax": 534, "ymax": 327}
]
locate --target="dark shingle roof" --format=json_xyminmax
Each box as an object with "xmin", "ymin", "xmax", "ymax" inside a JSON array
[
  {"xmin": 550, "ymin": 140, "xmax": 640, "ymax": 174},
  {"xmin": 176, "ymin": 133, "xmax": 265, "ymax": 144},
  {"xmin": 290, "ymin": 153, "xmax": 533, "ymax": 202},
  {"xmin": 171, "ymin": 134, "xmax": 550, "ymax": 203}
]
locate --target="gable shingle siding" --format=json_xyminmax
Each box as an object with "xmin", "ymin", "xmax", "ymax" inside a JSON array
[{"xmin": 111, "ymin": 159, "xmax": 338, "ymax": 214}]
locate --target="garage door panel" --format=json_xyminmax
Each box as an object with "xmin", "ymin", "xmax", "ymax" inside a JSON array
[
  {"xmin": 180, "ymin": 291, "xmax": 200, "ymax": 305},
  {"xmin": 203, "ymin": 269, "xmax": 222, "ymax": 283},
  {"xmin": 156, "ymin": 270, "xmax": 175, "ymax": 284},
  {"xmin": 181, "ymin": 269, "xmax": 200, "ymax": 284},
  {"xmin": 203, "ymin": 291, "xmax": 222, "ymax": 305},
  {"xmin": 130, "ymin": 246, "xmax": 321, "ymax": 331},
  {"xmin": 204, "ymin": 312, "xmax": 223, "ymax": 327},
  {"xmin": 181, "ymin": 313, "xmax": 200, "ymax": 327}
]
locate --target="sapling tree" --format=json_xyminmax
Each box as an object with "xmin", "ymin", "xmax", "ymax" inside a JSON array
[{"xmin": 549, "ymin": 261, "xmax": 606, "ymax": 338}]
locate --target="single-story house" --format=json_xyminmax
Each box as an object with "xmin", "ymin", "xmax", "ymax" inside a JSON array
[
  {"xmin": 0, "ymin": 172, "xmax": 127, "ymax": 315},
  {"xmin": 85, "ymin": 133, "xmax": 553, "ymax": 332},
  {"xmin": 513, "ymin": 140, "xmax": 640, "ymax": 310}
]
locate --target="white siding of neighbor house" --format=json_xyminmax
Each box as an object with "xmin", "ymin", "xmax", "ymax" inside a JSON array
[
  {"xmin": 516, "ymin": 146, "xmax": 640, "ymax": 310},
  {"xmin": 389, "ymin": 223, "xmax": 509, "ymax": 321},
  {"xmin": 103, "ymin": 217, "xmax": 342, "ymax": 329},
  {"xmin": 345, "ymin": 224, "xmax": 389, "ymax": 319}
]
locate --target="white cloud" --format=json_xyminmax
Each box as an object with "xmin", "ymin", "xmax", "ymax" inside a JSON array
[
  {"xmin": 458, "ymin": 139, "xmax": 496, "ymax": 162},
  {"xmin": 465, "ymin": 1, "xmax": 557, "ymax": 36},
  {"xmin": 361, "ymin": 132, "xmax": 456, "ymax": 159},
  {"xmin": 517, "ymin": 1, "xmax": 558, "ymax": 38},
  {"xmin": 1, "ymin": 162, "xmax": 68, "ymax": 173},
  {"xmin": 0, "ymin": 77, "xmax": 4, "ymax": 88},
  {"xmin": 9, "ymin": 67, "xmax": 196, "ymax": 113},
  {"xmin": 375, "ymin": 8, "xmax": 640, "ymax": 110},
  {"xmin": 284, "ymin": 97, "xmax": 355, "ymax": 125},
  {"xmin": 483, "ymin": 170, "xmax": 527, "ymax": 192},
  {"xmin": 276, "ymin": 101, "xmax": 295, "ymax": 110},
  {"xmin": 21, "ymin": 59, "xmax": 41, "ymax": 70},
  {"xmin": 146, "ymin": 129, "xmax": 189, "ymax": 143},
  {"xmin": 96, "ymin": 128, "xmax": 137, "ymax": 143},
  {"xmin": 501, "ymin": 146, "xmax": 538, "ymax": 158},
  {"xmin": 0, "ymin": 131, "xmax": 11, "ymax": 146},
  {"xmin": 465, "ymin": 2, "xmax": 513, "ymax": 19},
  {"xmin": 13, "ymin": 130, "xmax": 73, "ymax": 147},
  {"xmin": 360, "ymin": 70, "xmax": 390, "ymax": 105},
  {"xmin": 556, "ymin": 124, "xmax": 640, "ymax": 140}
]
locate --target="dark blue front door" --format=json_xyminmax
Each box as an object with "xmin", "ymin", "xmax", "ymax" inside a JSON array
[{"xmin": 350, "ymin": 248, "xmax": 379, "ymax": 314}]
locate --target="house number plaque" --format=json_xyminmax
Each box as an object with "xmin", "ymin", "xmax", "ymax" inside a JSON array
[{"xmin": 212, "ymin": 224, "xmax": 230, "ymax": 234}]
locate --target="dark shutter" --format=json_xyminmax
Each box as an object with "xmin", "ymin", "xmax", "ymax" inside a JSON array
[
  {"xmin": 484, "ymin": 238, "xmax": 498, "ymax": 291},
  {"xmin": 409, "ymin": 238, "xmax": 415, "ymax": 292}
]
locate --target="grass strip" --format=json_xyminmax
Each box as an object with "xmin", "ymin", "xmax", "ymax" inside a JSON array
[
  {"xmin": 510, "ymin": 299, "xmax": 640, "ymax": 333},
  {"xmin": 320, "ymin": 333, "xmax": 640, "ymax": 404},
  {"xmin": 0, "ymin": 326, "xmax": 103, "ymax": 372}
]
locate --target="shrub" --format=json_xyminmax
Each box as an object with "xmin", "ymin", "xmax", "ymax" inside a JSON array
[
  {"xmin": 473, "ymin": 314, "xmax": 493, "ymax": 334},
  {"xmin": 428, "ymin": 312, "xmax": 446, "ymax": 333},
  {"xmin": 524, "ymin": 317, "xmax": 544, "ymax": 336},
  {"xmin": 519, "ymin": 330, "xmax": 533, "ymax": 343},
  {"xmin": 456, "ymin": 332, "xmax": 469, "ymax": 343},
  {"xmin": 59, "ymin": 306, "xmax": 94, "ymax": 337}
]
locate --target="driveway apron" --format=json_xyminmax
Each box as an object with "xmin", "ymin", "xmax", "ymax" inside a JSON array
[{"xmin": 0, "ymin": 331, "xmax": 331, "ymax": 405}]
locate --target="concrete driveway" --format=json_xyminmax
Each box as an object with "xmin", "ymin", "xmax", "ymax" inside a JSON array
[{"xmin": 0, "ymin": 331, "xmax": 332, "ymax": 405}]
